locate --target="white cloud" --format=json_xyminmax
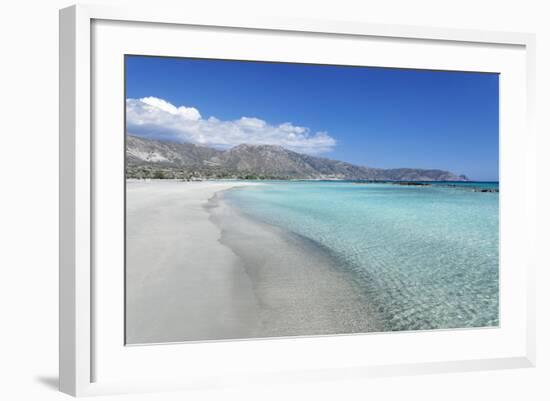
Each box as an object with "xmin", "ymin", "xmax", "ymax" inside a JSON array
[
  {"xmin": 126, "ymin": 97, "xmax": 336, "ymax": 154},
  {"xmin": 139, "ymin": 96, "xmax": 201, "ymax": 120}
]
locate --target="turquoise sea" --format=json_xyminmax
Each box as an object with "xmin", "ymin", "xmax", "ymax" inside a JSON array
[{"xmin": 224, "ymin": 181, "xmax": 499, "ymax": 332}]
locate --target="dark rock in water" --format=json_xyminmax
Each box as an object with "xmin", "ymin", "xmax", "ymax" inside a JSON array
[
  {"xmin": 394, "ymin": 182, "xmax": 431, "ymax": 186},
  {"xmin": 353, "ymin": 180, "xmax": 390, "ymax": 184},
  {"xmin": 474, "ymin": 188, "xmax": 499, "ymax": 193}
]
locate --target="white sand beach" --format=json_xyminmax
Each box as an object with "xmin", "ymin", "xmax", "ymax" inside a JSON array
[{"xmin": 126, "ymin": 180, "xmax": 376, "ymax": 344}]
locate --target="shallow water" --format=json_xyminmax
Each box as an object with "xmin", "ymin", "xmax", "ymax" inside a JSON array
[{"xmin": 225, "ymin": 181, "xmax": 499, "ymax": 332}]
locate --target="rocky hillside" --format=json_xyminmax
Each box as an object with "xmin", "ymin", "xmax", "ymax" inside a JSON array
[
  {"xmin": 126, "ymin": 135, "xmax": 222, "ymax": 166},
  {"xmin": 126, "ymin": 135, "xmax": 467, "ymax": 181}
]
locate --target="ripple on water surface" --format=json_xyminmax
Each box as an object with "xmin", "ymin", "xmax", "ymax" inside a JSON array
[{"xmin": 225, "ymin": 181, "xmax": 499, "ymax": 332}]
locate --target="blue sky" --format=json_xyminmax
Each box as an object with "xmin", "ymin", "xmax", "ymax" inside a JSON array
[{"xmin": 126, "ymin": 55, "xmax": 499, "ymax": 181}]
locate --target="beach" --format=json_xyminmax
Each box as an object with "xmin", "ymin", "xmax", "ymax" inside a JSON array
[{"xmin": 125, "ymin": 180, "xmax": 377, "ymax": 344}]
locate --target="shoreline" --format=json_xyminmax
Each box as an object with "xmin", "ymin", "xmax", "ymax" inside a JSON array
[
  {"xmin": 126, "ymin": 180, "xmax": 378, "ymax": 344},
  {"xmin": 207, "ymin": 188, "xmax": 380, "ymax": 338}
]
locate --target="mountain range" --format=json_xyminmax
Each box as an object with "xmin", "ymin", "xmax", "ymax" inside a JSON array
[{"xmin": 126, "ymin": 135, "xmax": 468, "ymax": 181}]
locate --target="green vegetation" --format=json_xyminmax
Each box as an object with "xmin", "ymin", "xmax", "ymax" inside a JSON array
[{"xmin": 126, "ymin": 165, "xmax": 291, "ymax": 181}]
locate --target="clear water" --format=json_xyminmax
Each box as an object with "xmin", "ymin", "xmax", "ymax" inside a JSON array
[{"xmin": 224, "ymin": 181, "xmax": 499, "ymax": 332}]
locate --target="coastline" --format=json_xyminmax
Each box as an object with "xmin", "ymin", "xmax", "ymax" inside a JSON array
[
  {"xmin": 207, "ymin": 188, "xmax": 380, "ymax": 338},
  {"xmin": 126, "ymin": 180, "xmax": 378, "ymax": 344}
]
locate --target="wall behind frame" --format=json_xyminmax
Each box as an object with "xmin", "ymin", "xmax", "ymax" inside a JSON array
[{"xmin": 0, "ymin": 0, "xmax": 548, "ymax": 400}]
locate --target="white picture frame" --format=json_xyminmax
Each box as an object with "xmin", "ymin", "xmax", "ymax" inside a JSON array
[{"xmin": 59, "ymin": 3, "xmax": 536, "ymax": 397}]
